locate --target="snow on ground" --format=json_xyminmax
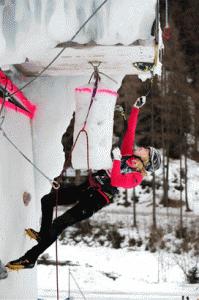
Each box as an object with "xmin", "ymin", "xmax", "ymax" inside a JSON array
[
  {"xmin": 36, "ymin": 156, "xmax": 199, "ymax": 299},
  {"xmin": 37, "ymin": 245, "xmax": 199, "ymax": 300}
]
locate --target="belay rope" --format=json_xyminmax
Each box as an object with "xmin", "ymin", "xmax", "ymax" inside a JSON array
[{"xmin": 54, "ymin": 69, "xmax": 100, "ymax": 300}]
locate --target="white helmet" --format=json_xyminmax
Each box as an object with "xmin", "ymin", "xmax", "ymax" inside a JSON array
[{"xmin": 146, "ymin": 147, "xmax": 161, "ymax": 172}]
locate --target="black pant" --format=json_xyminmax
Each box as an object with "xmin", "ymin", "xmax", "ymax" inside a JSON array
[{"xmin": 25, "ymin": 182, "xmax": 108, "ymax": 262}]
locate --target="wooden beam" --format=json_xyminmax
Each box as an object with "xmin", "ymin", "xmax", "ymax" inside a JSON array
[{"xmin": 14, "ymin": 45, "xmax": 155, "ymax": 77}]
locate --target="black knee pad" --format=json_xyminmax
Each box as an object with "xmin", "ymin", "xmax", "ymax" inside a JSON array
[
  {"xmin": 41, "ymin": 193, "xmax": 54, "ymax": 208},
  {"xmin": 52, "ymin": 212, "xmax": 77, "ymax": 232},
  {"xmin": 80, "ymin": 208, "xmax": 93, "ymax": 220}
]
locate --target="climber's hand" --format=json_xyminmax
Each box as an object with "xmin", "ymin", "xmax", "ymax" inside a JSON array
[{"xmin": 112, "ymin": 147, "xmax": 122, "ymax": 160}]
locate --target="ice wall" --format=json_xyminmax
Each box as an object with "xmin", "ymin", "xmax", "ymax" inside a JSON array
[
  {"xmin": 23, "ymin": 76, "xmax": 80, "ymax": 200},
  {"xmin": 0, "ymin": 110, "xmax": 37, "ymax": 299},
  {"xmin": 0, "ymin": 2, "xmax": 158, "ymax": 299},
  {"xmin": 0, "ymin": 0, "xmax": 156, "ymax": 65},
  {"xmin": 23, "ymin": 74, "xmax": 124, "ymax": 200}
]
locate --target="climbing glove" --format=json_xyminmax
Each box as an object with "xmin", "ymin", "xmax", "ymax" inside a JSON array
[{"xmin": 112, "ymin": 147, "xmax": 122, "ymax": 160}]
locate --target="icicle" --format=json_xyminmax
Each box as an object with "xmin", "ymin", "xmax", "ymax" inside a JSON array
[
  {"xmin": 48, "ymin": 0, "xmax": 67, "ymax": 42},
  {"xmin": 15, "ymin": 0, "xmax": 27, "ymax": 22},
  {"xmin": 38, "ymin": 0, "xmax": 56, "ymax": 50},
  {"xmin": 16, "ymin": 0, "xmax": 56, "ymax": 60},
  {"xmin": 0, "ymin": 260, "xmax": 8, "ymax": 280},
  {"xmin": 14, "ymin": 0, "xmax": 34, "ymax": 61},
  {"xmin": 28, "ymin": 0, "xmax": 35, "ymax": 15},
  {"xmin": 0, "ymin": 5, "xmax": 6, "ymax": 56},
  {"xmin": 72, "ymin": 0, "xmax": 93, "ymax": 43}
]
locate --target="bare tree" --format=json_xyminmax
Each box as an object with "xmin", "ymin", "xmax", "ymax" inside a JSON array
[{"xmin": 132, "ymin": 188, "xmax": 137, "ymax": 228}]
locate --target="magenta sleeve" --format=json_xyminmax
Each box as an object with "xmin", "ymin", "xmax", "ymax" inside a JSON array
[{"xmin": 121, "ymin": 107, "xmax": 139, "ymax": 156}]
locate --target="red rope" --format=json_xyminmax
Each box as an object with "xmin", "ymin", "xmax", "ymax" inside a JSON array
[{"xmin": 61, "ymin": 72, "xmax": 99, "ymax": 176}]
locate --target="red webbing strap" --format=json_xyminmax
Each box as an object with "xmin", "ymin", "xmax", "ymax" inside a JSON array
[
  {"xmin": 88, "ymin": 174, "xmax": 110, "ymax": 204},
  {"xmin": 97, "ymin": 189, "xmax": 110, "ymax": 204}
]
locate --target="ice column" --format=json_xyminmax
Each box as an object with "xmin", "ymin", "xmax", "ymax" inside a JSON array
[{"xmin": 72, "ymin": 82, "xmax": 118, "ymax": 170}]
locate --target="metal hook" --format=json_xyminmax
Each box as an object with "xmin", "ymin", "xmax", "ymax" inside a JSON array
[
  {"xmin": 89, "ymin": 61, "xmax": 102, "ymax": 68},
  {"xmin": 88, "ymin": 61, "xmax": 101, "ymax": 83}
]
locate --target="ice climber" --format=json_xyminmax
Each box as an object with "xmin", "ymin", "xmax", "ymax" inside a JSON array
[{"xmin": 6, "ymin": 96, "xmax": 161, "ymax": 270}]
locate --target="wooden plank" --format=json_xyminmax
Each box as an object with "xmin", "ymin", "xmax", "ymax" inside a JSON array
[{"xmin": 14, "ymin": 45, "xmax": 155, "ymax": 76}]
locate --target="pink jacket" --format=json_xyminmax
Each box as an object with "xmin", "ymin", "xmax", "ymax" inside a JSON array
[{"xmin": 110, "ymin": 107, "xmax": 143, "ymax": 188}]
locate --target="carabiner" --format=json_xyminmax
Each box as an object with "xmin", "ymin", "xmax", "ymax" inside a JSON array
[{"xmin": 51, "ymin": 180, "xmax": 60, "ymax": 190}]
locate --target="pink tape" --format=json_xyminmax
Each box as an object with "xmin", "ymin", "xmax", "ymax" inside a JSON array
[
  {"xmin": 0, "ymin": 70, "xmax": 36, "ymax": 119},
  {"xmin": 75, "ymin": 87, "xmax": 118, "ymax": 97},
  {"xmin": 0, "ymin": 98, "xmax": 36, "ymax": 119}
]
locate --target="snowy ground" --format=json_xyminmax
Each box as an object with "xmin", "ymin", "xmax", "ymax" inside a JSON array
[
  {"xmin": 35, "ymin": 156, "xmax": 199, "ymax": 300},
  {"xmin": 5, "ymin": 153, "xmax": 198, "ymax": 298},
  {"xmin": 37, "ymin": 245, "xmax": 199, "ymax": 300}
]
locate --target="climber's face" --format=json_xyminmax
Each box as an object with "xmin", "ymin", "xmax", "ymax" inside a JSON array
[{"xmin": 134, "ymin": 147, "xmax": 150, "ymax": 161}]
